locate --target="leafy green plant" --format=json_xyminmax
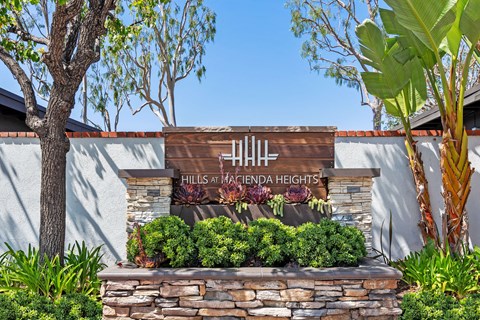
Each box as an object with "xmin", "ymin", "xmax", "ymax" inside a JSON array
[
  {"xmin": 193, "ymin": 216, "xmax": 250, "ymax": 267},
  {"xmin": 284, "ymin": 184, "xmax": 312, "ymax": 203},
  {"xmin": 393, "ymin": 241, "xmax": 480, "ymax": 298},
  {"xmin": 356, "ymin": 13, "xmax": 440, "ymax": 247},
  {"xmin": 0, "ymin": 241, "xmax": 105, "ymax": 301},
  {"xmin": 0, "ymin": 291, "xmax": 101, "ymax": 320},
  {"xmin": 400, "ymin": 291, "xmax": 480, "ymax": 320},
  {"xmin": 267, "ymin": 194, "xmax": 286, "ymax": 217},
  {"xmin": 125, "ymin": 217, "xmax": 368, "ymax": 268},
  {"xmin": 247, "ymin": 218, "xmax": 296, "ymax": 266},
  {"xmin": 0, "ymin": 244, "xmax": 80, "ymax": 301},
  {"xmin": 64, "ymin": 241, "xmax": 106, "ymax": 296},
  {"xmin": 291, "ymin": 220, "xmax": 366, "ymax": 267},
  {"xmin": 308, "ymin": 196, "xmax": 332, "ymax": 217},
  {"xmin": 173, "ymin": 183, "xmax": 208, "ymax": 205},
  {"xmin": 357, "ymin": 0, "xmax": 480, "ymax": 253},
  {"xmin": 126, "ymin": 216, "xmax": 196, "ymax": 268}
]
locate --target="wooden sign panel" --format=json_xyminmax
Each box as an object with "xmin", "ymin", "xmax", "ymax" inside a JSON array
[{"xmin": 164, "ymin": 127, "xmax": 335, "ymax": 200}]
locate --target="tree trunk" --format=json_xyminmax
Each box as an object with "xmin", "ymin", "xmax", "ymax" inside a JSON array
[
  {"xmin": 38, "ymin": 91, "xmax": 72, "ymax": 262},
  {"xmin": 401, "ymin": 116, "xmax": 440, "ymax": 247},
  {"xmin": 441, "ymin": 128, "xmax": 473, "ymax": 253},
  {"xmin": 405, "ymin": 135, "xmax": 440, "ymax": 246},
  {"xmin": 39, "ymin": 135, "xmax": 68, "ymax": 262}
]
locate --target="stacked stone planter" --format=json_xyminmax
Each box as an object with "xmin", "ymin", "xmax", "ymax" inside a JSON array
[{"xmin": 99, "ymin": 259, "xmax": 402, "ymax": 319}]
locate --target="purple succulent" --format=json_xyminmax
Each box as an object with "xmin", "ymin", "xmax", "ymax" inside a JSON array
[
  {"xmin": 217, "ymin": 154, "xmax": 246, "ymax": 205},
  {"xmin": 218, "ymin": 172, "xmax": 246, "ymax": 205},
  {"xmin": 173, "ymin": 184, "xmax": 208, "ymax": 205},
  {"xmin": 284, "ymin": 184, "xmax": 313, "ymax": 203},
  {"xmin": 246, "ymin": 185, "xmax": 273, "ymax": 204}
]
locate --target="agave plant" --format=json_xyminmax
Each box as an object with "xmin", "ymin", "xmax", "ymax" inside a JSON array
[
  {"xmin": 284, "ymin": 184, "xmax": 313, "ymax": 203},
  {"xmin": 173, "ymin": 183, "xmax": 208, "ymax": 205},
  {"xmin": 246, "ymin": 185, "xmax": 273, "ymax": 204}
]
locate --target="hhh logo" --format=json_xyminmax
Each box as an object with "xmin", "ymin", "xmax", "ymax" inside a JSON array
[{"xmin": 222, "ymin": 136, "xmax": 279, "ymax": 167}]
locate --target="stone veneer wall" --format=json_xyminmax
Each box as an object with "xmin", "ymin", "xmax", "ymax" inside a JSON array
[
  {"xmin": 125, "ymin": 178, "xmax": 173, "ymax": 233},
  {"xmin": 99, "ymin": 261, "xmax": 402, "ymax": 319},
  {"xmin": 328, "ymin": 177, "xmax": 373, "ymax": 252}
]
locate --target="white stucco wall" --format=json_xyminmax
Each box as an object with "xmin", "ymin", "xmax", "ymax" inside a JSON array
[
  {"xmin": 0, "ymin": 137, "xmax": 164, "ymax": 263},
  {"xmin": 336, "ymin": 136, "xmax": 480, "ymax": 260},
  {"xmin": 2, "ymin": 135, "xmax": 480, "ymax": 263}
]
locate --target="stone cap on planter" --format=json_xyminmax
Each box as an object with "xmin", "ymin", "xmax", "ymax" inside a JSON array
[
  {"xmin": 118, "ymin": 169, "xmax": 179, "ymax": 179},
  {"xmin": 98, "ymin": 258, "xmax": 401, "ymax": 281},
  {"xmin": 319, "ymin": 168, "xmax": 381, "ymax": 178}
]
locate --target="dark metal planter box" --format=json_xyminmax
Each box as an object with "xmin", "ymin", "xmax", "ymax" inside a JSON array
[{"xmin": 170, "ymin": 204, "xmax": 329, "ymax": 227}]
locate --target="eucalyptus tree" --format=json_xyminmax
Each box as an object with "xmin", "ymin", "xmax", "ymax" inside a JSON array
[
  {"xmin": 87, "ymin": 0, "xmax": 216, "ymax": 128},
  {"xmin": 288, "ymin": 0, "xmax": 384, "ymax": 129},
  {"xmin": 0, "ymin": 0, "xmax": 118, "ymax": 260},
  {"xmin": 358, "ymin": 0, "xmax": 480, "ymax": 253}
]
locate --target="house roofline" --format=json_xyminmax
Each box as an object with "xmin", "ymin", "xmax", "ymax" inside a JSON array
[
  {"xmin": 392, "ymin": 84, "xmax": 480, "ymax": 130},
  {"xmin": 0, "ymin": 88, "xmax": 100, "ymax": 132}
]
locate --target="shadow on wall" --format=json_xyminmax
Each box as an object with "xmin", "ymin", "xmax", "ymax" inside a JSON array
[
  {"xmin": 335, "ymin": 137, "xmax": 442, "ymax": 260},
  {"xmin": 65, "ymin": 138, "xmax": 164, "ymax": 263},
  {"xmin": 0, "ymin": 139, "xmax": 40, "ymax": 251}
]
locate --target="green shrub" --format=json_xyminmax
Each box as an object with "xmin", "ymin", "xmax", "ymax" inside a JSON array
[
  {"xmin": 0, "ymin": 242, "xmax": 105, "ymax": 300},
  {"xmin": 291, "ymin": 220, "xmax": 366, "ymax": 267},
  {"xmin": 125, "ymin": 216, "xmax": 367, "ymax": 268},
  {"xmin": 400, "ymin": 291, "xmax": 480, "ymax": 320},
  {"xmin": 393, "ymin": 241, "xmax": 480, "ymax": 298},
  {"xmin": 193, "ymin": 216, "xmax": 250, "ymax": 267},
  {"xmin": 64, "ymin": 241, "xmax": 106, "ymax": 296},
  {"xmin": 127, "ymin": 216, "xmax": 196, "ymax": 267},
  {"xmin": 54, "ymin": 293, "xmax": 102, "ymax": 320},
  {"xmin": 0, "ymin": 291, "xmax": 101, "ymax": 320},
  {"xmin": 248, "ymin": 218, "xmax": 296, "ymax": 266}
]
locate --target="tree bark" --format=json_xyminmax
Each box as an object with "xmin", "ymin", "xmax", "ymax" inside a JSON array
[
  {"xmin": 39, "ymin": 133, "xmax": 69, "ymax": 261},
  {"xmin": 372, "ymin": 104, "xmax": 382, "ymax": 130},
  {"xmin": 38, "ymin": 90, "xmax": 72, "ymax": 262},
  {"xmin": 406, "ymin": 135, "xmax": 440, "ymax": 246},
  {"xmin": 441, "ymin": 129, "xmax": 473, "ymax": 253}
]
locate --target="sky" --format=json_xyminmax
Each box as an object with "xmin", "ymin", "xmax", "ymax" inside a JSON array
[{"xmin": 0, "ymin": 0, "xmax": 376, "ymax": 131}]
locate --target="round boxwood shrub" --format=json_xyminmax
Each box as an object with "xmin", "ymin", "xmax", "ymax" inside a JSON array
[
  {"xmin": 126, "ymin": 216, "xmax": 195, "ymax": 267},
  {"xmin": 291, "ymin": 219, "xmax": 366, "ymax": 267},
  {"xmin": 192, "ymin": 216, "xmax": 250, "ymax": 267},
  {"xmin": 247, "ymin": 218, "xmax": 296, "ymax": 266}
]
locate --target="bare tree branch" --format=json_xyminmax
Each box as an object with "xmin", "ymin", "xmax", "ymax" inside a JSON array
[{"xmin": 288, "ymin": 0, "xmax": 382, "ymax": 128}]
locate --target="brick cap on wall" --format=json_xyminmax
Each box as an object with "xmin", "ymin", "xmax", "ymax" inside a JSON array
[
  {"xmin": 98, "ymin": 258, "xmax": 401, "ymax": 281},
  {"xmin": 0, "ymin": 132, "xmax": 163, "ymax": 138},
  {"xmin": 3, "ymin": 130, "xmax": 480, "ymax": 138}
]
